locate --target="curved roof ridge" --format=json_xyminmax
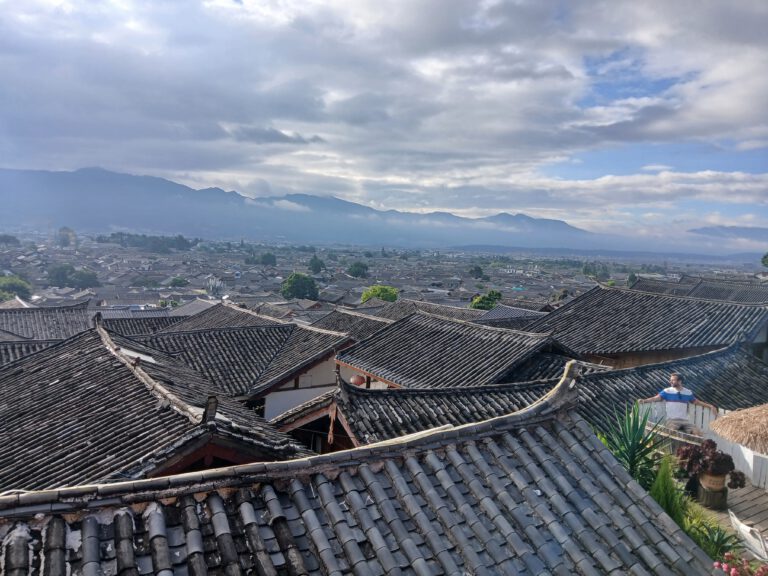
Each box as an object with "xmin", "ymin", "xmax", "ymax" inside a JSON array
[
  {"xmin": 96, "ymin": 322, "xmax": 203, "ymax": 425},
  {"xmin": 575, "ymin": 342, "xmax": 748, "ymax": 381},
  {"xmin": 144, "ymin": 323, "xmax": 293, "ymax": 337},
  {"xmin": 292, "ymin": 323, "xmax": 351, "ymax": 338},
  {"xmin": 221, "ymin": 300, "xmax": 292, "ymax": 323},
  {"xmin": 332, "ymin": 307, "xmax": 396, "ymax": 323},
  {"xmin": 599, "ymin": 282, "xmax": 768, "ymax": 307},
  {"xmin": 409, "ymin": 310, "xmax": 553, "ymax": 337},
  {"xmin": 339, "ymin": 375, "xmax": 554, "ymax": 398},
  {"xmin": 0, "ymin": 299, "xmax": 90, "ymax": 312},
  {"xmin": 0, "ymin": 362, "xmax": 583, "ymax": 511}
]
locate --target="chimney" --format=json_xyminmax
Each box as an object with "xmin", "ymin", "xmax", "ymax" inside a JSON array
[{"xmin": 203, "ymin": 395, "xmax": 218, "ymax": 423}]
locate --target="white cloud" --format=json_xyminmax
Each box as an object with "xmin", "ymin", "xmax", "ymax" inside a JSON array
[
  {"xmin": 0, "ymin": 0, "xmax": 766, "ymax": 240},
  {"xmin": 641, "ymin": 164, "xmax": 673, "ymax": 172},
  {"xmin": 272, "ymin": 199, "xmax": 311, "ymax": 212}
]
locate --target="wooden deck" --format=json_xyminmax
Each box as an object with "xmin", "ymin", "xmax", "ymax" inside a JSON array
[{"xmin": 710, "ymin": 482, "xmax": 768, "ymax": 534}]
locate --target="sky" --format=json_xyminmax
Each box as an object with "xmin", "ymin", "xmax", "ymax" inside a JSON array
[{"xmin": 1, "ymin": 0, "xmax": 767, "ymax": 251}]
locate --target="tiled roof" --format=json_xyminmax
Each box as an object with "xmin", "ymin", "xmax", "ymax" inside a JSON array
[
  {"xmin": 0, "ymin": 296, "xmax": 35, "ymax": 309},
  {"xmin": 368, "ymin": 298, "xmax": 485, "ymax": 321},
  {"xmin": 0, "ymin": 301, "xmax": 91, "ymax": 340},
  {"xmin": 249, "ymin": 301, "xmax": 295, "ymax": 319},
  {"xmin": 526, "ymin": 285, "xmax": 768, "ymax": 354},
  {"xmin": 0, "ymin": 372, "xmax": 713, "ymax": 575},
  {"xmin": 631, "ymin": 276, "xmax": 768, "ymax": 303},
  {"xmin": 0, "ymin": 327, "xmax": 310, "ymax": 491},
  {"xmin": 168, "ymin": 298, "xmax": 217, "ymax": 317},
  {"xmin": 311, "ymin": 308, "xmax": 393, "ymax": 341},
  {"xmin": 336, "ymin": 312, "xmax": 576, "ymax": 388},
  {"xmin": 0, "ymin": 339, "xmax": 57, "ymax": 366},
  {"xmin": 510, "ymin": 352, "xmax": 610, "ymax": 382},
  {"xmin": 500, "ymin": 298, "xmax": 554, "ymax": 312},
  {"xmin": 137, "ymin": 325, "xmax": 350, "ymax": 397},
  {"xmin": 155, "ymin": 302, "xmax": 281, "ymax": 332},
  {"xmin": 287, "ymin": 344, "xmax": 768, "ymax": 444},
  {"xmin": 101, "ymin": 316, "xmax": 182, "ymax": 335},
  {"xmin": 96, "ymin": 308, "xmax": 173, "ymax": 320},
  {"xmin": 477, "ymin": 303, "xmax": 547, "ymax": 322}
]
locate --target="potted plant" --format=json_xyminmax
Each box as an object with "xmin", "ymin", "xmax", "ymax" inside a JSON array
[{"xmin": 677, "ymin": 440, "xmax": 746, "ymax": 507}]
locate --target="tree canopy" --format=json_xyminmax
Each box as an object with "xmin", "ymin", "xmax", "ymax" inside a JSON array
[
  {"xmin": 169, "ymin": 276, "xmax": 189, "ymax": 287},
  {"xmin": 0, "ymin": 234, "xmax": 20, "ymax": 246},
  {"xmin": 0, "ymin": 276, "xmax": 32, "ymax": 301},
  {"xmin": 347, "ymin": 261, "xmax": 369, "ymax": 278},
  {"xmin": 47, "ymin": 264, "xmax": 100, "ymax": 289},
  {"xmin": 362, "ymin": 285, "xmax": 398, "ymax": 303},
  {"xmin": 470, "ymin": 289, "xmax": 502, "ymax": 310},
  {"xmin": 281, "ymin": 272, "xmax": 318, "ymax": 300},
  {"xmin": 95, "ymin": 232, "xmax": 197, "ymax": 252},
  {"xmin": 762, "ymin": 252, "xmax": 768, "ymax": 268},
  {"xmin": 469, "ymin": 265, "xmax": 484, "ymax": 279},
  {"xmin": 260, "ymin": 252, "xmax": 277, "ymax": 266},
  {"xmin": 308, "ymin": 254, "xmax": 325, "ymax": 274}
]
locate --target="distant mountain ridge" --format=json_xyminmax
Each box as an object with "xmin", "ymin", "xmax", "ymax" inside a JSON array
[
  {"xmin": 689, "ymin": 226, "xmax": 768, "ymax": 242},
  {"xmin": 0, "ymin": 167, "xmax": 603, "ymax": 249}
]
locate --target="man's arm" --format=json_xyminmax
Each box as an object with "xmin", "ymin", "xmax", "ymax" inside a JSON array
[
  {"xmin": 638, "ymin": 394, "xmax": 662, "ymax": 404},
  {"xmin": 693, "ymin": 398, "xmax": 718, "ymax": 417}
]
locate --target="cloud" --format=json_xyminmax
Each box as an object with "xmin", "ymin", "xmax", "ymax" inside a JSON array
[
  {"xmin": 641, "ymin": 164, "xmax": 673, "ymax": 172},
  {"xmin": 0, "ymin": 0, "xmax": 766, "ymax": 244},
  {"xmin": 229, "ymin": 126, "xmax": 325, "ymax": 144},
  {"xmin": 272, "ymin": 199, "xmax": 311, "ymax": 212}
]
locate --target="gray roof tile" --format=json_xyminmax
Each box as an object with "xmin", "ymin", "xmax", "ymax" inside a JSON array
[{"xmin": 0, "ymin": 373, "xmax": 715, "ymax": 575}]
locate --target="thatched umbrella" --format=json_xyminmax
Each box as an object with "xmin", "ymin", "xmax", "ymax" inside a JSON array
[{"xmin": 710, "ymin": 404, "xmax": 768, "ymax": 455}]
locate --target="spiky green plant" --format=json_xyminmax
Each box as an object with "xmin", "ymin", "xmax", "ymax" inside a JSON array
[
  {"xmin": 687, "ymin": 518, "xmax": 743, "ymax": 560},
  {"xmin": 601, "ymin": 403, "xmax": 660, "ymax": 490},
  {"xmin": 650, "ymin": 455, "xmax": 689, "ymax": 527}
]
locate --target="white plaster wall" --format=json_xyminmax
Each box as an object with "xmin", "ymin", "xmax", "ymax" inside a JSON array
[{"xmin": 265, "ymin": 384, "xmax": 336, "ymax": 420}]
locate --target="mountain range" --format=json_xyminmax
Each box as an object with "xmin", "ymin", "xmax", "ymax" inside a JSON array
[
  {"xmin": 0, "ymin": 167, "xmax": 600, "ymax": 249},
  {"xmin": 0, "ymin": 167, "xmax": 762, "ymax": 256}
]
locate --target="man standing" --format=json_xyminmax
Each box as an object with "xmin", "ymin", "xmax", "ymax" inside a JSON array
[{"xmin": 638, "ymin": 372, "xmax": 717, "ymax": 434}]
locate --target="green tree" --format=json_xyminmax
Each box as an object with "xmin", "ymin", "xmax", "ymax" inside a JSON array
[
  {"xmin": 169, "ymin": 276, "xmax": 189, "ymax": 287},
  {"xmin": 469, "ymin": 265, "xmax": 484, "ymax": 279},
  {"xmin": 260, "ymin": 253, "xmax": 277, "ymax": 266},
  {"xmin": 347, "ymin": 261, "xmax": 369, "ymax": 278},
  {"xmin": 0, "ymin": 276, "xmax": 32, "ymax": 300},
  {"xmin": 281, "ymin": 273, "xmax": 318, "ymax": 300},
  {"xmin": 362, "ymin": 285, "xmax": 398, "ymax": 303},
  {"xmin": 627, "ymin": 272, "xmax": 638, "ymax": 287},
  {"xmin": 70, "ymin": 270, "xmax": 100, "ymax": 289},
  {"xmin": 46, "ymin": 264, "xmax": 99, "ymax": 288},
  {"xmin": 469, "ymin": 290, "xmax": 502, "ymax": 310},
  {"xmin": 762, "ymin": 252, "xmax": 768, "ymax": 268},
  {"xmin": 308, "ymin": 255, "xmax": 325, "ymax": 274},
  {"xmin": 0, "ymin": 234, "xmax": 20, "ymax": 246},
  {"xmin": 47, "ymin": 264, "xmax": 75, "ymax": 287}
]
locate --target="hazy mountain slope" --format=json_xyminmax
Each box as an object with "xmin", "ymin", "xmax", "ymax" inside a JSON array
[{"xmin": 0, "ymin": 167, "xmax": 600, "ymax": 248}]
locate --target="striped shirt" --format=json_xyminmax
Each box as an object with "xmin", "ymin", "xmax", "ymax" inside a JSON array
[{"xmin": 659, "ymin": 386, "xmax": 695, "ymax": 420}]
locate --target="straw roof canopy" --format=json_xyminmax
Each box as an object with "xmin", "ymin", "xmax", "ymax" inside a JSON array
[{"xmin": 710, "ymin": 404, "xmax": 768, "ymax": 455}]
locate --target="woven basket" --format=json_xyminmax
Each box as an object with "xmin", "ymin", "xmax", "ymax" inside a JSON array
[{"xmin": 700, "ymin": 473, "xmax": 727, "ymax": 491}]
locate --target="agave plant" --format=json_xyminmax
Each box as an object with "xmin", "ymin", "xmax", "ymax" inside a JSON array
[{"xmin": 602, "ymin": 403, "xmax": 660, "ymax": 490}]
